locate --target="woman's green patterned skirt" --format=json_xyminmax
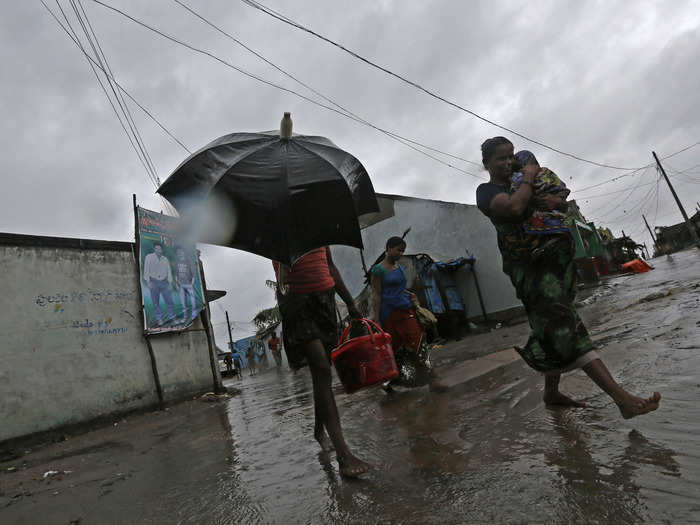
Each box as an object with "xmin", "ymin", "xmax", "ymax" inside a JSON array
[{"xmin": 505, "ymin": 239, "xmax": 595, "ymax": 373}]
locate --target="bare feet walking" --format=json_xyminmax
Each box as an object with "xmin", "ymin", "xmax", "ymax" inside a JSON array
[
  {"xmin": 617, "ymin": 392, "xmax": 661, "ymax": 419},
  {"xmin": 543, "ymin": 390, "xmax": 586, "ymax": 408},
  {"xmin": 338, "ymin": 454, "xmax": 372, "ymax": 478}
]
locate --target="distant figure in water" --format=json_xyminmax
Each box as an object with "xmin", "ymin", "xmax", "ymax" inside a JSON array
[{"xmin": 475, "ymin": 136, "xmax": 660, "ymax": 418}]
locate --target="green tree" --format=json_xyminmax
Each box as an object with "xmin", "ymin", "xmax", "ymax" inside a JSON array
[{"xmin": 253, "ymin": 280, "xmax": 280, "ymax": 334}]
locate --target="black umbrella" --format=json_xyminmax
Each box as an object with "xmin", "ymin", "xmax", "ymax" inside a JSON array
[{"xmin": 157, "ymin": 113, "xmax": 379, "ymax": 266}]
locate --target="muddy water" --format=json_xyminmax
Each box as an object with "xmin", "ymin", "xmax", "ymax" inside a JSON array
[
  {"xmin": 188, "ymin": 251, "xmax": 699, "ymax": 525},
  {"xmin": 4, "ymin": 251, "xmax": 697, "ymax": 525}
]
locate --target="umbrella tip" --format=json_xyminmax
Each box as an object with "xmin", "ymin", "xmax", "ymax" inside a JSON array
[{"xmin": 280, "ymin": 112, "xmax": 293, "ymax": 139}]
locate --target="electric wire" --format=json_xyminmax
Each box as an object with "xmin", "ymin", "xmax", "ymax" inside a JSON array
[
  {"xmin": 586, "ymin": 166, "xmax": 653, "ymax": 221},
  {"xmin": 73, "ymin": 0, "xmax": 160, "ymax": 184},
  {"xmin": 48, "ymin": 0, "xmax": 157, "ymax": 188},
  {"xmin": 91, "ymin": 0, "xmax": 485, "ymax": 179},
  {"xmin": 40, "ymin": 0, "xmax": 191, "ymax": 216},
  {"xmin": 173, "ymin": 0, "xmax": 484, "ymax": 170},
  {"xmin": 241, "ymin": 0, "xmax": 650, "ymax": 171},
  {"xmin": 41, "ymin": 1, "xmax": 191, "ymax": 156}
]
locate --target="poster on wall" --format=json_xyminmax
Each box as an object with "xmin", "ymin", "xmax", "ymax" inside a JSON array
[{"xmin": 137, "ymin": 206, "xmax": 205, "ymax": 334}]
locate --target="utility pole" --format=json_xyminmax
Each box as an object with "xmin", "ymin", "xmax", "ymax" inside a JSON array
[
  {"xmin": 642, "ymin": 214, "xmax": 658, "ymax": 255},
  {"xmin": 226, "ymin": 311, "xmax": 234, "ymax": 352},
  {"xmin": 653, "ymin": 151, "xmax": 700, "ymax": 248}
]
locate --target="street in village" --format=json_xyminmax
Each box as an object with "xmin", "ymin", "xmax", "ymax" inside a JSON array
[{"xmin": 1, "ymin": 249, "xmax": 699, "ymax": 524}]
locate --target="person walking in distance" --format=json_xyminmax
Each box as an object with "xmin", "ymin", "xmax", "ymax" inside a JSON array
[
  {"xmin": 142, "ymin": 242, "xmax": 175, "ymax": 326},
  {"xmin": 174, "ymin": 246, "xmax": 197, "ymax": 322},
  {"xmin": 274, "ymin": 247, "xmax": 371, "ymax": 478},
  {"xmin": 268, "ymin": 331, "xmax": 282, "ymax": 367}
]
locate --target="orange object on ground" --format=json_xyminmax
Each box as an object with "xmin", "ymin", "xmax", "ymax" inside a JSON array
[
  {"xmin": 621, "ymin": 258, "xmax": 653, "ymax": 273},
  {"xmin": 332, "ymin": 319, "xmax": 398, "ymax": 394}
]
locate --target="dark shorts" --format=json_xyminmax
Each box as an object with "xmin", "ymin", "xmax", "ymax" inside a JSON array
[{"xmin": 278, "ymin": 288, "xmax": 339, "ymax": 370}]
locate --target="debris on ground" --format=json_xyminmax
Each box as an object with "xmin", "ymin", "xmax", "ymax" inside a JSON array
[
  {"xmin": 199, "ymin": 392, "xmax": 231, "ymax": 402},
  {"xmin": 639, "ymin": 289, "xmax": 672, "ymax": 303}
]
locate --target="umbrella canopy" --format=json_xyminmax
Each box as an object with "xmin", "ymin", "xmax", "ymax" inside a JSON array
[{"xmin": 158, "ymin": 118, "xmax": 379, "ymax": 266}]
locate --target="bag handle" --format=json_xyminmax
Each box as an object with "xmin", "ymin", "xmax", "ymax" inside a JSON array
[{"xmin": 337, "ymin": 318, "xmax": 385, "ymax": 347}]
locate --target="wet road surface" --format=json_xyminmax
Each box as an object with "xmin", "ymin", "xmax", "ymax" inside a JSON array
[{"xmin": 2, "ymin": 249, "xmax": 699, "ymax": 524}]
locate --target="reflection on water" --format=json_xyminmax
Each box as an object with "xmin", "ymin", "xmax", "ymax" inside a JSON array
[
  {"xmin": 173, "ymin": 252, "xmax": 700, "ymax": 524},
  {"xmin": 207, "ymin": 340, "xmax": 698, "ymax": 525}
]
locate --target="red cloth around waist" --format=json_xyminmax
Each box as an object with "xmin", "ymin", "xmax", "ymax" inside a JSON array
[
  {"xmin": 383, "ymin": 309, "xmax": 423, "ymax": 352},
  {"xmin": 273, "ymin": 247, "xmax": 335, "ymax": 294}
]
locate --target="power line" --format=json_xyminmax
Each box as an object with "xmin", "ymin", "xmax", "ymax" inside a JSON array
[
  {"xmin": 660, "ymin": 140, "xmax": 700, "ymax": 161},
  {"xmin": 47, "ymin": 0, "xmax": 157, "ymax": 188},
  {"xmin": 173, "ymin": 0, "xmax": 484, "ymax": 171},
  {"xmin": 91, "ymin": 0, "xmax": 485, "ymax": 180},
  {"xmin": 71, "ymin": 0, "xmax": 179, "ymax": 215},
  {"xmin": 41, "ymin": 0, "xmax": 192, "ymax": 158},
  {"xmin": 570, "ymin": 165, "xmax": 651, "ymax": 194},
  {"xmin": 586, "ymin": 166, "xmax": 654, "ymax": 221},
  {"xmin": 241, "ymin": 0, "xmax": 650, "ymax": 172},
  {"xmin": 73, "ymin": 0, "xmax": 160, "ymax": 183},
  {"xmin": 575, "ymin": 178, "xmax": 657, "ymax": 200}
]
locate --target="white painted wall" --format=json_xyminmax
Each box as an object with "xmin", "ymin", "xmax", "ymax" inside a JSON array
[
  {"xmin": 331, "ymin": 194, "xmax": 521, "ymax": 318},
  {"xmin": 0, "ymin": 239, "xmax": 215, "ymax": 443}
]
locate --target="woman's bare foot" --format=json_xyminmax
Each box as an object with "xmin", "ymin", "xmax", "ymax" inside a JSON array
[
  {"xmin": 543, "ymin": 391, "xmax": 586, "ymax": 408},
  {"xmin": 617, "ymin": 392, "xmax": 661, "ymax": 419},
  {"xmin": 337, "ymin": 455, "xmax": 372, "ymax": 478},
  {"xmin": 314, "ymin": 430, "xmax": 335, "ymax": 452}
]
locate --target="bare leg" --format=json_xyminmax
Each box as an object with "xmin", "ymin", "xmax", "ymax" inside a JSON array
[
  {"xmin": 313, "ymin": 400, "xmax": 334, "ymax": 452},
  {"xmin": 306, "ymin": 339, "xmax": 371, "ymax": 477},
  {"xmin": 582, "ymin": 359, "xmax": 661, "ymax": 419},
  {"xmin": 543, "ymin": 374, "xmax": 586, "ymax": 407}
]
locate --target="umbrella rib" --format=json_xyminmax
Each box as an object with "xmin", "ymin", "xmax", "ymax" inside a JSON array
[
  {"xmin": 291, "ymin": 140, "xmax": 355, "ymax": 185},
  {"xmin": 162, "ymin": 137, "xmax": 279, "ymax": 195}
]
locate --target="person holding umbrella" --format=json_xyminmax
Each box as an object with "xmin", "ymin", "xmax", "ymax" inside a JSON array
[
  {"xmin": 274, "ymin": 247, "xmax": 371, "ymax": 478},
  {"xmin": 158, "ymin": 113, "xmax": 379, "ymax": 478}
]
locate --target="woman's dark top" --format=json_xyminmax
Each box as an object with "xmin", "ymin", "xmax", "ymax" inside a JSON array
[{"xmin": 476, "ymin": 182, "xmax": 541, "ymax": 266}]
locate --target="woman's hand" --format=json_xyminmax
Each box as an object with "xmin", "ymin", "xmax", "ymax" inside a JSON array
[
  {"xmin": 406, "ymin": 291, "xmax": 418, "ymax": 304},
  {"xmin": 534, "ymin": 194, "xmax": 566, "ymax": 211},
  {"xmin": 521, "ymin": 163, "xmax": 540, "ymax": 183},
  {"xmin": 348, "ymin": 302, "xmax": 362, "ymax": 320}
]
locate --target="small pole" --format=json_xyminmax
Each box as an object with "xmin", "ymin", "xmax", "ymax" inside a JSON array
[
  {"xmin": 198, "ymin": 252, "xmax": 225, "ymax": 394},
  {"xmin": 133, "ymin": 194, "xmax": 164, "ymax": 409},
  {"xmin": 653, "ymin": 151, "xmax": 700, "ymax": 248},
  {"xmin": 642, "ymin": 214, "xmax": 659, "ymax": 256},
  {"xmin": 359, "ymin": 249, "xmax": 368, "ymax": 275},
  {"xmin": 226, "ymin": 311, "xmax": 234, "ymax": 351},
  {"xmin": 466, "ymin": 252, "xmax": 488, "ymax": 323}
]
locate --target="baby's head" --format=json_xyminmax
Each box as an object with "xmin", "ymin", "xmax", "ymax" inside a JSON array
[{"xmin": 513, "ymin": 150, "xmax": 539, "ymax": 172}]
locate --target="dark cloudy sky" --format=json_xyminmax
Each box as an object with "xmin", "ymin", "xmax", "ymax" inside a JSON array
[{"xmin": 2, "ymin": 0, "xmax": 699, "ymax": 342}]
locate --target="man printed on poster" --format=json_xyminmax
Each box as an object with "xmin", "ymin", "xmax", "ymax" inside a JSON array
[
  {"xmin": 142, "ymin": 242, "xmax": 175, "ymax": 326},
  {"xmin": 137, "ymin": 206, "xmax": 206, "ymax": 334},
  {"xmin": 175, "ymin": 245, "xmax": 197, "ymax": 323}
]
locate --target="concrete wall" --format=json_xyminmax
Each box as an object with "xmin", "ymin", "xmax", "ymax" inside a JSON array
[
  {"xmin": 0, "ymin": 234, "xmax": 215, "ymax": 443},
  {"xmin": 331, "ymin": 194, "xmax": 521, "ymax": 319}
]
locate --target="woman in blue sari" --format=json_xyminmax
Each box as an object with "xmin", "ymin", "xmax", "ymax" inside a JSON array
[{"xmin": 370, "ymin": 237, "xmax": 447, "ymax": 392}]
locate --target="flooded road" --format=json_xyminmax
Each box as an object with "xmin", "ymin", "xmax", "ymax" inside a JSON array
[{"xmin": 2, "ymin": 249, "xmax": 699, "ymax": 524}]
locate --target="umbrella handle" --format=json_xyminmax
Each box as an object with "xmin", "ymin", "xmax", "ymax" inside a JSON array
[{"xmin": 280, "ymin": 112, "xmax": 293, "ymax": 139}]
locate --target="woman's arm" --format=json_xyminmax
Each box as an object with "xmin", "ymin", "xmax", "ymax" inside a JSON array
[
  {"xmin": 326, "ymin": 248, "xmax": 361, "ymax": 318},
  {"xmin": 489, "ymin": 165, "xmax": 538, "ymax": 220},
  {"xmin": 370, "ymin": 273, "xmax": 382, "ymax": 323}
]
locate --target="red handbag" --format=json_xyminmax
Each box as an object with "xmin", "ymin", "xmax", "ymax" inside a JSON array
[{"xmin": 331, "ymin": 318, "xmax": 399, "ymax": 394}]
